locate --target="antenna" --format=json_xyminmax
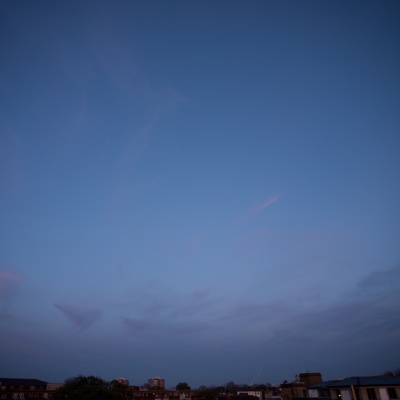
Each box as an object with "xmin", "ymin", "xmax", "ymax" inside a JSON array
[{"xmin": 251, "ymin": 366, "xmax": 263, "ymax": 386}]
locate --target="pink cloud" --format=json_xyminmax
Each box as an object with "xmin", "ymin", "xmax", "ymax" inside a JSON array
[{"xmin": 0, "ymin": 271, "xmax": 23, "ymax": 299}]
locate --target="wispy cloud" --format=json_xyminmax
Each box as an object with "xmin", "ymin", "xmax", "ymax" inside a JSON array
[
  {"xmin": 358, "ymin": 264, "xmax": 400, "ymax": 292},
  {"xmin": 214, "ymin": 264, "xmax": 400, "ymax": 353},
  {"xmin": 119, "ymin": 286, "xmax": 219, "ymax": 339},
  {"xmin": 118, "ymin": 263, "xmax": 400, "ymax": 360},
  {"xmin": 54, "ymin": 303, "xmax": 103, "ymax": 331},
  {"xmin": 122, "ymin": 317, "xmax": 152, "ymax": 336},
  {"xmin": 122, "ymin": 315, "xmax": 210, "ymax": 340},
  {"xmin": 0, "ymin": 271, "xmax": 23, "ymax": 300},
  {"xmin": 245, "ymin": 195, "xmax": 281, "ymax": 218}
]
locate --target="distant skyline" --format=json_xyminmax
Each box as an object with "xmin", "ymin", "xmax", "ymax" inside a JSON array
[{"xmin": 1, "ymin": 0, "xmax": 399, "ymax": 388}]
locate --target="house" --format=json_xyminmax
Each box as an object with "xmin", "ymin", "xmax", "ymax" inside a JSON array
[
  {"xmin": 307, "ymin": 376, "xmax": 400, "ymax": 400},
  {"xmin": 0, "ymin": 378, "xmax": 61, "ymax": 400},
  {"xmin": 281, "ymin": 373, "xmax": 323, "ymax": 400}
]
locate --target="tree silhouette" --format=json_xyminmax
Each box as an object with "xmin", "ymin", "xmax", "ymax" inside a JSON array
[
  {"xmin": 54, "ymin": 376, "xmax": 130, "ymax": 400},
  {"xmin": 176, "ymin": 382, "xmax": 191, "ymax": 391}
]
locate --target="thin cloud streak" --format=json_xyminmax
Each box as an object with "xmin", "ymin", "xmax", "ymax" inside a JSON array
[{"xmin": 245, "ymin": 195, "xmax": 281, "ymax": 218}]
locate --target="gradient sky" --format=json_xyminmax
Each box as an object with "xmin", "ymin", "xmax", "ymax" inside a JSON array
[{"xmin": 1, "ymin": 0, "xmax": 400, "ymax": 389}]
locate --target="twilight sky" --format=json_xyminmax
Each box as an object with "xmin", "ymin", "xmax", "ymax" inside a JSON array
[{"xmin": 1, "ymin": 0, "xmax": 400, "ymax": 389}]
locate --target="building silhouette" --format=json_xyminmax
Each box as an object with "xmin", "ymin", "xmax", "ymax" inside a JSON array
[{"xmin": 147, "ymin": 376, "xmax": 166, "ymax": 390}]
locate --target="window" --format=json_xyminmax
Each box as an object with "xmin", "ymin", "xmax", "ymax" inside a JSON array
[
  {"xmin": 320, "ymin": 389, "xmax": 330, "ymax": 397},
  {"xmin": 355, "ymin": 389, "xmax": 362, "ymax": 400},
  {"xmin": 366, "ymin": 389, "xmax": 376, "ymax": 400},
  {"xmin": 388, "ymin": 389, "xmax": 398, "ymax": 400}
]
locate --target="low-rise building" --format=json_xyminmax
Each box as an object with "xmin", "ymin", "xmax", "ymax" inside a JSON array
[
  {"xmin": 307, "ymin": 376, "xmax": 400, "ymax": 400},
  {"xmin": 131, "ymin": 389, "xmax": 200, "ymax": 400},
  {"xmin": 281, "ymin": 373, "xmax": 323, "ymax": 400},
  {"xmin": 0, "ymin": 378, "xmax": 62, "ymax": 400}
]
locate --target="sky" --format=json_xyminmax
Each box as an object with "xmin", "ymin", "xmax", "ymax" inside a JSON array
[{"xmin": 1, "ymin": 0, "xmax": 400, "ymax": 389}]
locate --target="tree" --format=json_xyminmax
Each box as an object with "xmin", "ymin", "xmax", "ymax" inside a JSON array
[
  {"xmin": 176, "ymin": 382, "xmax": 191, "ymax": 391},
  {"xmin": 54, "ymin": 376, "xmax": 130, "ymax": 400},
  {"xmin": 109, "ymin": 380, "xmax": 131, "ymax": 400},
  {"xmin": 198, "ymin": 385, "xmax": 220, "ymax": 400},
  {"xmin": 225, "ymin": 381, "xmax": 237, "ymax": 394},
  {"xmin": 382, "ymin": 368, "xmax": 400, "ymax": 377}
]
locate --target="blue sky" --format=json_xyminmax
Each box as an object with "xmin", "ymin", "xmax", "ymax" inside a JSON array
[{"xmin": 1, "ymin": 0, "xmax": 399, "ymax": 388}]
